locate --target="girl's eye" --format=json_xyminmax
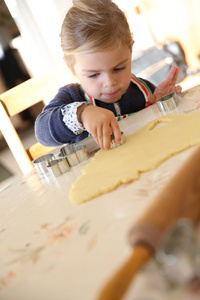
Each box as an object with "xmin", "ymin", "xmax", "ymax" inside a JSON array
[
  {"xmin": 88, "ymin": 73, "xmax": 99, "ymax": 78},
  {"xmin": 115, "ymin": 66, "xmax": 126, "ymax": 72}
]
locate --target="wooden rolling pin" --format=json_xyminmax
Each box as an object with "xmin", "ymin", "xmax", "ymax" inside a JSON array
[{"xmin": 97, "ymin": 145, "xmax": 200, "ymax": 300}]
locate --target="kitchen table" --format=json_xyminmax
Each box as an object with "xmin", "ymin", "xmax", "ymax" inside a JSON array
[{"xmin": 1, "ymin": 84, "xmax": 200, "ymax": 300}]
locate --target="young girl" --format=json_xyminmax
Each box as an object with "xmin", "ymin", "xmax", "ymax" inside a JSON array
[{"xmin": 35, "ymin": 0, "xmax": 182, "ymax": 150}]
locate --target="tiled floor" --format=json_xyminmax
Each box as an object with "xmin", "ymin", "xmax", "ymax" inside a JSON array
[{"xmin": 0, "ymin": 125, "xmax": 37, "ymax": 191}]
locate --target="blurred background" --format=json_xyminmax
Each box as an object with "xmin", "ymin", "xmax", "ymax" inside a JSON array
[
  {"xmin": 1, "ymin": 0, "xmax": 200, "ymax": 112},
  {"xmin": 0, "ymin": 0, "xmax": 200, "ymax": 187},
  {"xmin": 1, "ymin": 0, "xmax": 200, "ymax": 79},
  {"xmin": 1, "ymin": 0, "xmax": 200, "ymax": 81}
]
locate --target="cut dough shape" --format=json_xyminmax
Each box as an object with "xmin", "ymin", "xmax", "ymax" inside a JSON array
[{"xmin": 70, "ymin": 112, "xmax": 200, "ymax": 204}]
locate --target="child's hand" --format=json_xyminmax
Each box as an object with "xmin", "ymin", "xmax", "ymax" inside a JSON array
[
  {"xmin": 147, "ymin": 66, "xmax": 182, "ymax": 103},
  {"xmin": 80, "ymin": 105, "xmax": 121, "ymax": 149}
]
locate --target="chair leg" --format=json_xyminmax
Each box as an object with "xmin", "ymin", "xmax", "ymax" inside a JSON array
[{"xmin": 0, "ymin": 102, "xmax": 34, "ymax": 174}]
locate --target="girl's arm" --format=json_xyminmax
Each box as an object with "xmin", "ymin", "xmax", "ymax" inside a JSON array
[{"xmin": 34, "ymin": 84, "xmax": 89, "ymax": 146}]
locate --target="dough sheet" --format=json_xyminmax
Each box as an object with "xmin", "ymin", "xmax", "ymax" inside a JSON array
[{"xmin": 70, "ymin": 112, "xmax": 200, "ymax": 204}]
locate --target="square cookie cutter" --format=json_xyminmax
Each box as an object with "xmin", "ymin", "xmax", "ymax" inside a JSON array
[
  {"xmin": 156, "ymin": 92, "xmax": 179, "ymax": 112},
  {"xmin": 33, "ymin": 153, "xmax": 55, "ymax": 174}
]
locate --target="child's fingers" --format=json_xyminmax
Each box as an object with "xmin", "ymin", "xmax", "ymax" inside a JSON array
[
  {"xmin": 84, "ymin": 108, "xmax": 121, "ymax": 150},
  {"xmin": 166, "ymin": 66, "xmax": 179, "ymax": 84},
  {"xmin": 102, "ymin": 123, "xmax": 112, "ymax": 149},
  {"xmin": 147, "ymin": 94, "xmax": 157, "ymax": 103},
  {"xmin": 111, "ymin": 120, "xmax": 121, "ymax": 144},
  {"xmin": 175, "ymin": 85, "xmax": 182, "ymax": 94},
  {"xmin": 93, "ymin": 123, "xmax": 110, "ymax": 149},
  {"xmin": 91, "ymin": 125, "xmax": 103, "ymax": 149},
  {"xmin": 96, "ymin": 121, "xmax": 121, "ymax": 150}
]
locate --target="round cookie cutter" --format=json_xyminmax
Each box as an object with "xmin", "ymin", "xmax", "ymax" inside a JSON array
[
  {"xmin": 110, "ymin": 132, "xmax": 126, "ymax": 149},
  {"xmin": 156, "ymin": 92, "xmax": 179, "ymax": 112},
  {"xmin": 33, "ymin": 153, "xmax": 55, "ymax": 174}
]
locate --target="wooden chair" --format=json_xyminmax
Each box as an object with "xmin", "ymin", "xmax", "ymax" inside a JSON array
[{"xmin": 0, "ymin": 66, "xmax": 76, "ymax": 174}]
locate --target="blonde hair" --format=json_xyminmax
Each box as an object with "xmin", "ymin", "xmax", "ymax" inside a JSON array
[{"xmin": 60, "ymin": 0, "xmax": 134, "ymax": 72}]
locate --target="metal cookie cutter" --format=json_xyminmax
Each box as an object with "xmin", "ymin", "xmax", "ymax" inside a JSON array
[
  {"xmin": 110, "ymin": 132, "xmax": 126, "ymax": 149},
  {"xmin": 47, "ymin": 158, "xmax": 70, "ymax": 177},
  {"xmin": 156, "ymin": 92, "xmax": 179, "ymax": 112},
  {"xmin": 33, "ymin": 153, "xmax": 55, "ymax": 174},
  {"xmin": 59, "ymin": 144, "xmax": 89, "ymax": 166},
  {"xmin": 59, "ymin": 145, "xmax": 79, "ymax": 167},
  {"xmin": 73, "ymin": 145, "xmax": 89, "ymax": 162}
]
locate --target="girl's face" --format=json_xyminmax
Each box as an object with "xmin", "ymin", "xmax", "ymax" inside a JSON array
[{"xmin": 73, "ymin": 44, "xmax": 132, "ymax": 103}]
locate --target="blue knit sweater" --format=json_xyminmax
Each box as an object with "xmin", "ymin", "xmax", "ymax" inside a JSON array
[{"xmin": 35, "ymin": 79, "xmax": 155, "ymax": 146}]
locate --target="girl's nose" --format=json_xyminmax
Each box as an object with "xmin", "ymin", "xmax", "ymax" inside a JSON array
[{"xmin": 103, "ymin": 73, "xmax": 117, "ymax": 87}]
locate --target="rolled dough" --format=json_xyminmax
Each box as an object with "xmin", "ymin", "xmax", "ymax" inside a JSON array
[{"xmin": 70, "ymin": 112, "xmax": 200, "ymax": 204}]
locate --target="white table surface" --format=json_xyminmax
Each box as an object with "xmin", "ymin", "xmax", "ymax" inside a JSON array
[{"xmin": 1, "ymin": 85, "xmax": 200, "ymax": 300}]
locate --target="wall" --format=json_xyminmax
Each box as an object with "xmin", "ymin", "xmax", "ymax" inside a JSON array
[
  {"xmin": 140, "ymin": 0, "xmax": 200, "ymax": 69},
  {"xmin": 4, "ymin": 0, "xmax": 200, "ymax": 76},
  {"xmin": 4, "ymin": 0, "xmax": 72, "ymax": 77}
]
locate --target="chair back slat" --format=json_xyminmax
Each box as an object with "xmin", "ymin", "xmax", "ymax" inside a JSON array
[
  {"xmin": 0, "ymin": 66, "xmax": 76, "ymax": 174},
  {"xmin": 0, "ymin": 67, "xmax": 75, "ymax": 116}
]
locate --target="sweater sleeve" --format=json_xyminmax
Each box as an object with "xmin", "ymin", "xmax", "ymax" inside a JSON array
[
  {"xmin": 61, "ymin": 102, "xmax": 86, "ymax": 134},
  {"xmin": 34, "ymin": 84, "xmax": 89, "ymax": 147}
]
